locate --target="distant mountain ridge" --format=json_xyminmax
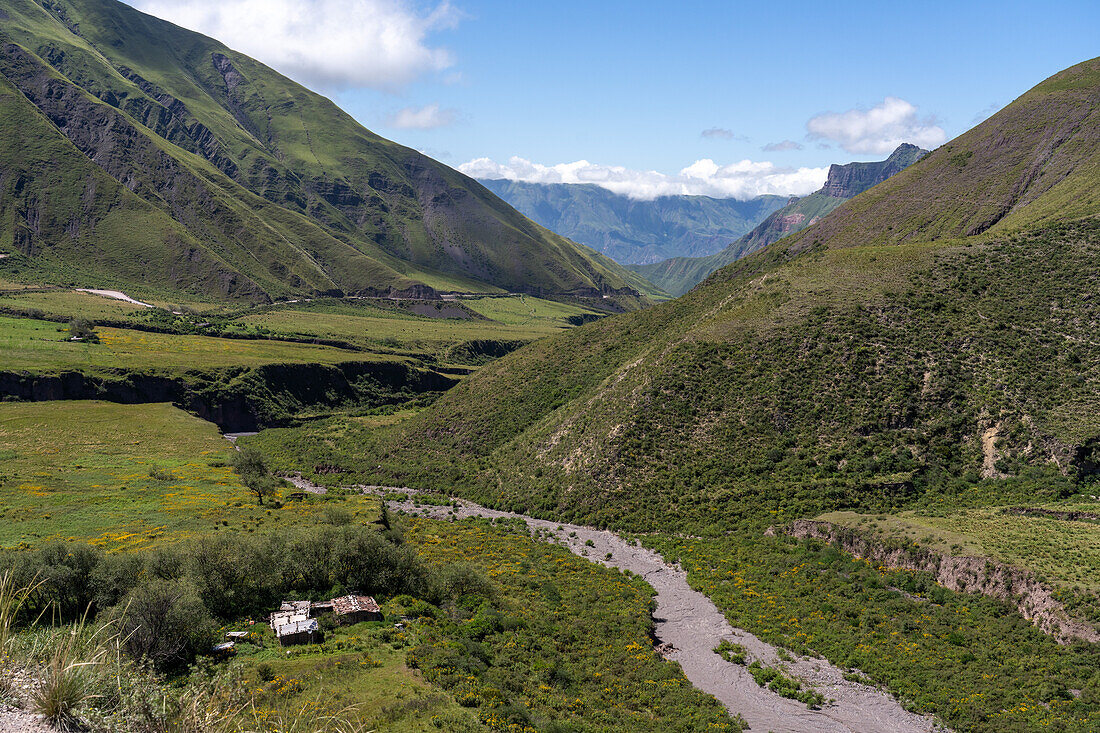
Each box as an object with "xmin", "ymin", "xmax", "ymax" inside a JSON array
[
  {"xmin": 477, "ymin": 179, "xmax": 787, "ymax": 265},
  {"xmin": 0, "ymin": 0, "xmax": 657, "ymax": 307},
  {"xmin": 631, "ymin": 144, "xmax": 928, "ymax": 295}
]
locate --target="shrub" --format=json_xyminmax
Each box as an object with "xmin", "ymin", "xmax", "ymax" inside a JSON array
[
  {"xmin": 66, "ymin": 318, "xmax": 99, "ymax": 343},
  {"xmin": 231, "ymin": 447, "xmax": 278, "ymax": 505},
  {"xmin": 115, "ymin": 578, "xmax": 215, "ymax": 674}
]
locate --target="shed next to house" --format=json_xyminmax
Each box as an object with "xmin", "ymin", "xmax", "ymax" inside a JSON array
[{"xmin": 275, "ymin": 618, "xmax": 323, "ymax": 647}]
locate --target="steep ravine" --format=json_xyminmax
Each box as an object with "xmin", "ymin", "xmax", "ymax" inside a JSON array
[
  {"xmin": 782, "ymin": 520, "xmax": 1100, "ymax": 644},
  {"xmin": 280, "ymin": 475, "xmax": 941, "ymax": 733}
]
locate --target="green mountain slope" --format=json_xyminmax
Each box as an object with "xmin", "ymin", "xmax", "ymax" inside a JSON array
[
  {"xmin": 478, "ymin": 179, "xmax": 786, "ymax": 265},
  {"xmin": 303, "ymin": 57, "xmax": 1100, "ymax": 530},
  {"xmin": 786, "ymin": 61, "xmax": 1100, "ymax": 251},
  {"xmin": 633, "ymin": 144, "xmax": 927, "ymax": 295},
  {"xmin": 0, "ymin": 0, "xmax": 656, "ymax": 305}
]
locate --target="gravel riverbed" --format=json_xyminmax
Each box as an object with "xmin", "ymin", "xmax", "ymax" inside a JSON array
[{"xmin": 284, "ymin": 475, "xmax": 944, "ymax": 733}]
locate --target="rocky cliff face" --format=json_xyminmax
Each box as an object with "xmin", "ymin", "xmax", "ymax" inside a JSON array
[
  {"xmin": 781, "ymin": 519, "xmax": 1099, "ymax": 644},
  {"xmin": 0, "ymin": 361, "xmax": 457, "ymax": 432},
  {"xmin": 820, "ymin": 143, "xmax": 928, "ymax": 198}
]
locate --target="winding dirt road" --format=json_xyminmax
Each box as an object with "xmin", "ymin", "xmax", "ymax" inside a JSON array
[{"xmin": 282, "ymin": 475, "xmax": 942, "ymax": 732}]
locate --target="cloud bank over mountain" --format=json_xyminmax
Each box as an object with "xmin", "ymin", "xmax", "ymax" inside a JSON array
[
  {"xmin": 461, "ymin": 156, "xmax": 828, "ymax": 201},
  {"xmin": 806, "ymin": 96, "xmax": 946, "ymax": 154},
  {"xmin": 128, "ymin": 0, "xmax": 460, "ymax": 90}
]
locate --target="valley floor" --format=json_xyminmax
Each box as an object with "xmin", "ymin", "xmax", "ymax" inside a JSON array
[{"xmin": 293, "ymin": 477, "xmax": 938, "ymax": 733}]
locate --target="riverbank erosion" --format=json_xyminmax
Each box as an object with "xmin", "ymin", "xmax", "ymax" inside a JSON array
[
  {"xmin": 780, "ymin": 519, "xmax": 1100, "ymax": 644},
  {"xmin": 0, "ymin": 361, "xmax": 456, "ymax": 431}
]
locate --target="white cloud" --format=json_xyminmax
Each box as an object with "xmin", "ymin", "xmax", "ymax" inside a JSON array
[
  {"xmin": 763, "ymin": 140, "xmax": 803, "ymax": 152},
  {"xmin": 389, "ymin": 104, "xmax": 457, "ymax": 129},
  {"xmin": 701, "ymin": 127, "xmax": 745, "ymax": 141},
  {"xmin": 127, "ymin": 0, "xmax": 460, "ymax": 90},
  {"xmin": 806, "ymin": 97, "xmax": 945, "ymax": 155},
  {"xmin": 459, "ymin": 156, "xmax": 828, "ymax": 201}
]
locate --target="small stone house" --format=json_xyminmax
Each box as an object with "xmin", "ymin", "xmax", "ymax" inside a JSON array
[
  {"xmin": 332, "ymin": 595, "xmax": 383, "ymax": 625},
  {"xmin": 279, "ymin": 600, "xmax": 312, "ymax": 614},
  {"xmin": 270, "ymin": 608, "xmax": 324, "ymax": 646}
]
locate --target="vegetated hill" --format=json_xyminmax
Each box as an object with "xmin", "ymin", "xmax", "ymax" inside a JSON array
[
  {"xmin": 0, "ymin": 0, "xmax": 658, "ymax": 307},
  {"xmin": 303, "ymin": 57, "xmax": 1100, "ymax": 531},
  {"xmin": 478, "ymin": 179, "xmax": 787, "ymax": 265},
  {"xmin": 633, "ymin": 144, "xmax": 927, "ymax": 295}
]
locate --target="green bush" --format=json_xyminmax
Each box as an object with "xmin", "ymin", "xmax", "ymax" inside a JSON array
[{"xmin": 115, "ymin": 578, "xmax": 215, "ymax": 674}]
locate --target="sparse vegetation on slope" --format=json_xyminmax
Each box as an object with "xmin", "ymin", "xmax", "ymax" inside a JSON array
[{"xmin": 256, "ymin": 218, "xmax": 1100, "ymax": 533}]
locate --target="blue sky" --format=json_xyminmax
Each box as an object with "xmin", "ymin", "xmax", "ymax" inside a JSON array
[{"xmin": 129, "ymin": 0, "xmax": 1099, "ymax": 199}]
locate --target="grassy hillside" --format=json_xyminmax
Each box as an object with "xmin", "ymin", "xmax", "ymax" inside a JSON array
[
  {"xmin": 260, "ymin": 218, "xmax": 1100, "ymax": 530},
  {"xmin": 781, "ymin": 59, "xmax": 1100, "ymax": 251},
  {"xmin": 634, "ymin": 144, "xmax": 927, "ymax": 295},
  {"xmin": 0, "ymin": 0, "xmax": 657, "ymax": 306},
  {"xmin": 254, "ymin": 58, "xmax": 1100, "ymax": 532},
  {"xmin": 239, "ymin": 60, "xmax": 1100, "ymax": 731},
  {"xmin": 479, "ymin": 180, "xmax": 786, "ymax": 265}
]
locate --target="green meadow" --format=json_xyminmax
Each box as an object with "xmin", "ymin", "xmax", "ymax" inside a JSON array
[
  {"xmin": 0, "ymin": 315, "xmax": 375, "ymax": 373},
  {"xmin": 0, "ymin": 400, "xmax": 381, "ymax": 550}
]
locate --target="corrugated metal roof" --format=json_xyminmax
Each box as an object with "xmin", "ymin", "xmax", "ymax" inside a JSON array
[
  {"xmin": 270, "ymin": 611, "xmax": 309, "ymax": 630},
  {"xmin": 276, "ymin": 618, "xmax": 319, "ymax": 637},
  {"xmin": 280, "ymin": 600, "xmax": 311, "ymax": 613}
]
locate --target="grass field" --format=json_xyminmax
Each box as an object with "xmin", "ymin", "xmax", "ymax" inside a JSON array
[
  {"xmin": 0, "ymin": 289, "xmax": 151, "ymax": 319},
  {"xmin": 401, "ymin": 517, "xmax": 742, "ymax": 732},
  {"xmin": 458, "ymin": 295, "xmax": 595, "ymax": 327},
  {"xmin": 819, "ymin": 506, "xmax": 1100, "ymax": 590},
  {"xmin": 0, "ymin": 315, "xmax": 377, "ymax": 372},
  {"xmin": 0, "ymin": 292, "xmax": 598, "ymax": 370},
  {"xmin": 0, "ymin": 399, "xmax": 739, "ymax": 732},
  {"xmin": 0, "ymin": 401, "xmax": 381, "ymax": 550},
  {"xmin": 232, "ymin": 295, "xmax": 586, "ymax": 357},
  {"xmin": 645, "ymin": 532, "xmax": 1100, "ymax": 732}
]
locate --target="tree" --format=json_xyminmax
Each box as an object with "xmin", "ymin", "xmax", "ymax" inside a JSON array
[
  {"xmin": 67, "ymin": 318, "xmax": 99, "ymax": 343},
  {"xmin": 231, "ymin": 446, "xmax": 278, "ymax": 505}
]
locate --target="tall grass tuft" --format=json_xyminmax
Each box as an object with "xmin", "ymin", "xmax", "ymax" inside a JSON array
[
  {"xmin": 243, "ymin": 690, "xmax": 371, "ymax": 733},
  {"xmin": 0, "ymin": 569, "xmax": 40, "ymax": 653},
  {"xmin": 29, "ymin": 611, "xmax": 118, "ymax": 730},
  {"xmin": 0, "ymin": 570, "xmax": 41, "ymax": 705}
]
